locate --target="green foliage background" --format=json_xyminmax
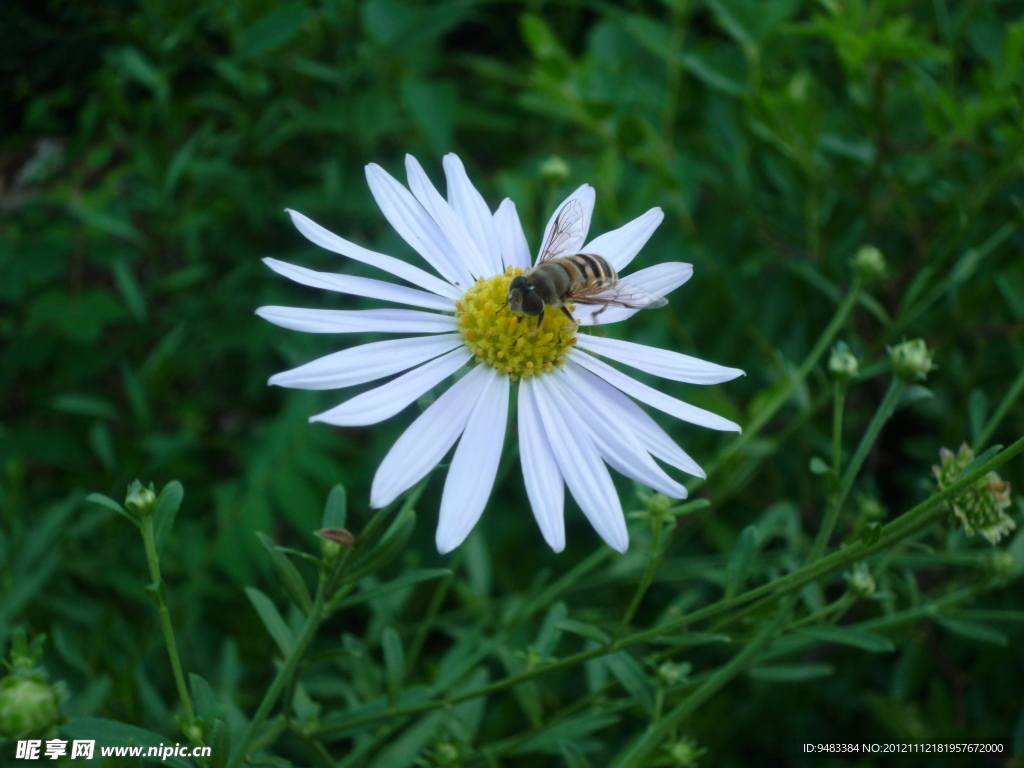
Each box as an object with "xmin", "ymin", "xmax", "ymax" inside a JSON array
[{"xmin": 2, "ymin": 0, "xmax": 1024, "ymax": 765}]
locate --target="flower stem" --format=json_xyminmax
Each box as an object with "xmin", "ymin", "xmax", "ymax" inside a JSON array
[
  {"xmin": 809, "ymin": 377, "xmax": 905, "ymax": 563},
  {"xmin": 832, "ymin": 378, "xmax": 848, "ymax": 479},
  {"xmin": 617, "ymin": 516, "xmax": 667, "ymax": 636},
  {"xmin": 139, "ymin": 514, "xmax": 196, "ymax": 733},
  {"xmin": 973, "ymin": 362, "xmax": 1024, "ymax": 451}
]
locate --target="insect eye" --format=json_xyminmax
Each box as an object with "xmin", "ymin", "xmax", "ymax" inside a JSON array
[{"xmin": 523, "ymin": 291, "xmax": 545, "ymax": 315}]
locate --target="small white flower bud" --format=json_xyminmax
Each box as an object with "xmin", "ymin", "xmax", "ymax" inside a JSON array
[
  {"xmin": 828, "ymin": 342, "xmax": 858, "ymax": 379},
  {"xmin": 890, "ymin": 339, "xmax": 934, "ymax": 382},
  {"xmin": 852, "ymin": 245, "xmax": 886, "ymax": 283},
  {"xmin": 539, "ymin": 155, "xmax": 570, "ymax": 184}
]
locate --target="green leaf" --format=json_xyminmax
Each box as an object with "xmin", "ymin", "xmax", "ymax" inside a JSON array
[
  {"xmin": 245, "ymin": 587, "xmax": 294, "ymax": 655},
  {"xmin": 237, "ymin": 4, "xmax": 308, "ymax": 60},
  {"xmin": 52, "ymin": 394, "xmax": 118, "ymax": 420},
  {"xmin": 605, "ymin": 652, "xmax": 655, "ymax": 714},
  {"xmin": 337, "ymin": 568, "xmax": 451, "ymax": 610},
  {"xmin": 559, "ymin": 740, "xmax": 595, "ymax": 768},
  {"xmin": 153, "ymin": 480, "xmax": 184, "ymax": 553},
  {"xmin": 534, "ymin": 603, "xmax": 568, "ymax": 657},
  {"xmin": 935, "ymin": 616, "xmax": 1008, "ymax": 647},
  {"xmin": 255, "ymin": 532, "xmax": 313, "ymax": 613},
  {"xmin": 464, "ymin": 529, "xmax": 493, "ymax": 596},
  {"xmin": 382, "ymin": 626, "xmax": 406, "ymax": 708},
  {"xmin": 968, "ymin": 389, "xmax": 988, "ymax": 445},
  {"xmin": 809, "ymin": 456, "xmax": 830, "ymax": 474},
  {"xmin": 555, "ymin": 618, "xmax": 610, "ymax": 645},
  {"xmin": 61, "ymin": 718, "xmax": 194, "ymax": 767},
  {"xmin": 112, "ymin": 260, "xmax": 147, "ymax": 320},
  {"xmin": 322, "ymin": 484, "xmax": 348, "ymax": 529},
  {"xmin": 898, "ymin": 385, "xmax": 934, "ymax": 410},
  {"xmin": 748, "ymin": 663, "xmax": 835, "ymax": 682},
  {"xmin": 189, "ymin": 673, "xmax": 224, "ymax": 722},
  {"xmin": 797, "ymin": 625, "xmax": 895, "ymax": 653},
  {"xmin": 725, "ymin": 525, "xmax": 758, "ymax": 597},
  {"xmin": 86, "ymin": 492, "xmax": 138, "ymax": 527}
]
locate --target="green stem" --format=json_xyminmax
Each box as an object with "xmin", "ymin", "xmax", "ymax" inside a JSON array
[
  {"xmin": 313, "ymin": 433, "xmax": 1024, "ymax": 738},
  {"xmin": 809, "ymin": 377, "xmax": 905, "ymax": 563},
  {"xmin": 405, "ymin": 551, "xmax": 461, "ymax": 676},
  {"xmin": 227, "ymin": 584, "xmax": 326, "ymax": 768},
  {"xmin": 832, "ymin": 379, "xmax": 847, "ymax": 479},
  {"xmin": 140, "ymin": 515, "xmax": 196, "ymax": 732},
  {"xmin": 617, "ymin": 517, "xmax": 667, "ymax": 635},
  {"xmin": 973, "ymin": 362, "xmax": 1024, "ymax": 451},
  {"xmin": 701, "ymin": 283, "xmax": 862, "ymax": 482}
]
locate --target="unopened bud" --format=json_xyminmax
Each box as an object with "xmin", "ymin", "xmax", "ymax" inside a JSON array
[
  {"xmin": 0, "ymin": 676, "xmax": 61, "ymax": 738},
  {"xmin": 657, "ymin": 661, "xmax": 689, "ymax": 686},
  {"xmin": 664, "ymin": 736, "xmax": 707, "ymax": 768},
  {"xmin": 125, "ymin": 480, "xmax": 158, "ymax": 517},
  {"xmin": 846, "ymin": 562, "xmax": 875, "ymax": 598},
  {"xmin": 890, "ymin": 339, "xmax": 934, "ymax": 382},
  {"xmin": 539, "ymin": 155, "xmax": 570, "ymax": 184},
  {"xmin": 828, "ymin": 342, "xmax": 858, "ymax": 380},
  {"xmin": 852, "ymin": 245, "xmax": 886, "ymax": 283}
]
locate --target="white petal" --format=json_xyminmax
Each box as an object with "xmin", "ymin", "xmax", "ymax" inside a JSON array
[
  {"xmin": 263, "ymin": 258, "xmax": 455, "ymax": 312},
  {"xmin": 443, "ymin": 154, "xmax": 504, "ymax": 276},
  {"xmin": 269, "ymin": 334, "xmax": 463, "ymax": 390},
  {"xmin": 550, "ymin": 369, "xmax": 687, "ymax": 498},
  {"xmin": 255, "ymin": 306, "xmax": 457, "ymax": 334},
  {"xmin": 572, "ymin": 363, "xmax": 705, "ymax": 478},
  {"xmin": 577, "ymin": 262, "xmax": 693, "ymax": 326},
  {"xmin": 529, "ymin": 376, "xmax": 629, "ymax": 553},
  {"xmin": 518, "ymin": 380, "xmax": 565, "ymax": 552},
  {"xmin": 405, "ymin": 155, "xmax": 491, "ymax": 280},
  {"xmin": 436, "ymin": 368, "xmax": 509, "ymax": 554},
  {"xmin": 365, "ymin": 164, "xmax": 474, "ymax": 288},
  {"xmin": 494, "ymin": 198, "xmax": 532, "ymax": 271},
  {"xmin": 309, "ymin": 347, "xmax": 471, "ymax": 426},
  {"xmin": 370, "ymin": 365, "xmax": 491, "ymax": 508},
  {"xmin": 286, "ymin": 209, "xmax": 460, "ymax": 299},
  {"xmin": 571, "ymin": 352, "xmax": 741, "ymax": 433},
  {"xmin": 575, "ymin": 335, "xmax": 744, "ymax": 385},
  {"xmin": 582, "ymin": 208, "xmax": 663, "ymax": 272},
  {"xmin": 537, "ymin": 184, "xmax": 595, "ymax": 264}
]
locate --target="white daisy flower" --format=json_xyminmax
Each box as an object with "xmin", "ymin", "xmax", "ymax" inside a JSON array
[{"xmin": 257, "ymin": 154, "xmax": 743, "ymax": 555}]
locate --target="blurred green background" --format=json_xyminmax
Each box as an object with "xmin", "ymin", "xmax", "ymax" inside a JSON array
[{"xmin": 2, "ymin": 0, "xmax": 1024, "ymax": 765}]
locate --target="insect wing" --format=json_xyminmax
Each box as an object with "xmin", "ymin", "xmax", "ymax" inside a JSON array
[
  {"xmin": 537, "ymin": 199, "xmax": 586, "ymax": 263},
  {"xmin": 570, "ymin": 281, "xmax": 668, "ymax": 311}
]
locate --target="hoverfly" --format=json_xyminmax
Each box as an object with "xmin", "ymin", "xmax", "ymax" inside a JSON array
[{"xmin": 506, "ymin": 199, "xmax": 667, "ymax": 331}]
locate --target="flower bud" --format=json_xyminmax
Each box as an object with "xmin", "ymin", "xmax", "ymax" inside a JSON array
[
  {"xmin": 889, "ymin": 339, "xmax": 934, "ymax": 382},
  {"xmin": 539, "ymin": 155, "xmax": 570, "ymax": 184},
  {"xmin": 852, "ymin": 245, "xmax": 886, "ymax": 283},
  {"xmin": 657, "ymin": 661, "xmax": 689, "ymax": 687},
  {"xmin": 432, "ymin": 741, "xmax": 461, "ymax": 767},
  {"xmin": 125, "ymin": 480, "xmax": 158, "ymax": 517},
  {"xmin": 934, "ymin": 444, "xmax": 1016, "ymax": 544},
  {"xmin": 663, "ymin": 736, "xmax": 707, "ymax": 767},
  {"xmin": 846, "ymin": 562, "xmax": 875, "ymax": 598},
  {"xmin": 0, "ymin": 676, "xmax": 61, "ymax": 739},
  {"xmin": 828, "ymin": 342, "xmax": 858, "ymax": 380}
]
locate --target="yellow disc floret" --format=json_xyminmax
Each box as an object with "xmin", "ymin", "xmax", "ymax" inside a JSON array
[{"xmin": 456, "ymin": 267, "xmax": 577, "ymax": 380}]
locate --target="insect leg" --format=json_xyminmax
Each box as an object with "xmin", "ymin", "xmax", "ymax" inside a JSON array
[
  {"xmin": 559, "ymin": 305, "xmax": 579, "ymax": 335},
  {"xmin": 526, "ymin": 308, "xmax": 544, "ymax": 337}
]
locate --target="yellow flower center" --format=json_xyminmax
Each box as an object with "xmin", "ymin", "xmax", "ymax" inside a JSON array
[{"xmin": 455, "ymin": 267, "xmax": 577, "ymax": 380}]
